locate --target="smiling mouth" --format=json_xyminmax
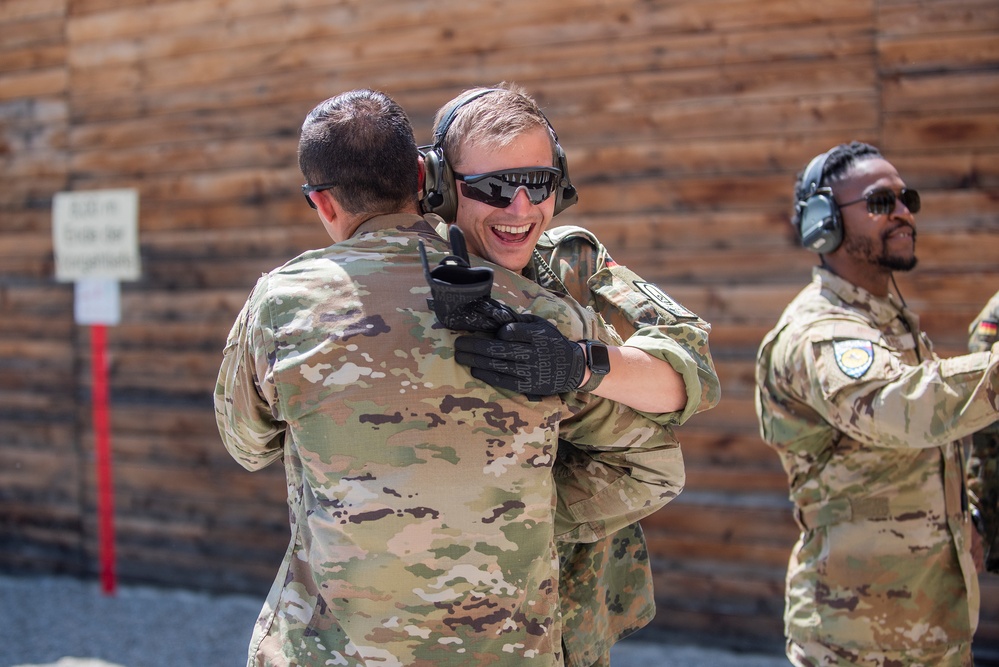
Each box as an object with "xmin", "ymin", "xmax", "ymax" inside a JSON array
[
  {"xmin": 886, "ymin": 225, "xmax": 916, "ymax": 241},
  {"xmin": 491, "ymin": 224, "xmax": 533, "ymax": 243}
]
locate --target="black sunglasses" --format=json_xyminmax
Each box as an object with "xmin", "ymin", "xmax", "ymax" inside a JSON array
[
  {"xmin": 455, "ymin": 167, "xmax": 561, "ymax": 208},
  {"xmin": 301, "ymin": 182, "xmax": 337, "ymax": 209},
  {"xmin": 838, "ymin": 188, "xmax": 921, "ymax": 216}
]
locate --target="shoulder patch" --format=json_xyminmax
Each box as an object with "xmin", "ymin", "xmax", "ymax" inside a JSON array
[
  {"xmin": 633, "ymin": 281, "xmax": 697, "ymax": 319},
  {"xmin": 977, "ymin": 319, "xmax": 998, "ymax": 338},
  {"xmin": 832, "ymin": 339, "xmax": 874, "ymax": 379}
]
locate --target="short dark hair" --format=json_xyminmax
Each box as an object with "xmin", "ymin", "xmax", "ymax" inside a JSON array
[
  {"xmin": 791, "ymin": 141, "xmax": 883, "ymax": 230},
  {"xmin": 298, "ymin": 89, "xmax": 419, "ymax": 215}
]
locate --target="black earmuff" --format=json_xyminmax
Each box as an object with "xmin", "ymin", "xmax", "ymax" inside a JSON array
[
  {"xmin": 795, "ymin": 150, "xmax": 843, "ymax": 253},
  {"xmin": 420, "ymin": 89, "xmax": 578, "ymax": 223}
]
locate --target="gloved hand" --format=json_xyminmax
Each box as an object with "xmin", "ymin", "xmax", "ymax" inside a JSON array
[
  {"xmin": 419, "ymin": 225, "xmax": 521, "ymax": 332},
  {"xmin": 455, "ymin": 314, "xmax": 587, "ymax": 395}
]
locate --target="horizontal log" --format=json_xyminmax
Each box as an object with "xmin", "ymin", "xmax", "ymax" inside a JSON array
[
  {"xmin": 109, "ymin": 432, "xmax": 253, "ymax": 467},
  {"xmin": 669, "ymin": 429, "xmax": 780, "ymax": 467},
  {"xmin": 879, "ymin": 33, "xmax": 999, "ymax": 74},
  {"xmin": 0, "ymin": 67, "xmax": 66, "ymax": 101},
  {"xmin": 0, "ymin": 44, "xmax": 66, "ymax": 75},
  {"xmin": 0, "ymin": 420, "xmax": 75, "ymax": 449},
  {"xmin": 0, "ymin": 0, "xmax": 64, "ymax": 23},
  {"xmin": 885, "ymin": 110, "xmax": 999, "ymax": 152},
  {"xmin": 644, "ymin": 532, "xmax": 791, "ymax": 569},
  {"xmin": 0, "ymin": 447, "xmax": 80, "ymax": 502},
  {"xmin": 877, "ymin": 0, "xmax": 999, "ymax": 38},
  {"xmin": 645, "ymin": 605, "xmax": 785, "ymax": 648},
  {"xmin": 0, "ymin": 387, "xmax": 74, "ymax": 412},
  {"xmin": 644, "ymin": 501, "xmax": 796, "ymax": 545},
  {"xmin": 884, "ymin": 70, "xmax": 999, "ymax": 114},
  {"xmin": 107, "ymin": 320, "xmax": 233, "ymax": 351},
  {"xmin": 81, "ymin": 459, "xmax": 287, "ymax": 507}
]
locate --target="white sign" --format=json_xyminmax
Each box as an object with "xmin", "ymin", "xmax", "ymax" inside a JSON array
[
  {"xmin": 53, "ymin": 189, "xmax": 141, "ymax": 282},
  {"xmin": 74, "ymin": 278, "xmax": 121, "ymax": 326}
]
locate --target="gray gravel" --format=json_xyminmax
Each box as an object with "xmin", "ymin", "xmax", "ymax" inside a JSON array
[{"xmin": 0, "ymin": 573, "xmax": 788, "ymax": 666}]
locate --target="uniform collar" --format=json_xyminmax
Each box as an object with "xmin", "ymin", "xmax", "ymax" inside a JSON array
[
  {"xmin": 353, "ymin": 212, "xmax": 438, "ymax": 238},
  {"xmin": 813, "ymin": 265, "xmax": 912, "ymax": 328}
]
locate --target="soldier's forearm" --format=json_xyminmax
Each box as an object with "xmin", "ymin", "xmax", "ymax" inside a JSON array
[{"xmin": 588, "ymin": 346, "xmax": 686, "ymax": 414}]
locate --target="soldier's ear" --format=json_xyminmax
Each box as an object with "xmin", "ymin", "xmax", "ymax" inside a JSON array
[{"xmin": 313, "ymin": 191, "xmax": 350, "ymax": 243}]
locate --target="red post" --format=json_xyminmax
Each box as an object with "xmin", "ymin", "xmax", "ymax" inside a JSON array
[{"xmin": 91, "ymin": 323, "xmax": 117, "ymax": 595}]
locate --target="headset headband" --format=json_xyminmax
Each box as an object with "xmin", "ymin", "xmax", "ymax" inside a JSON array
[
  {"xmin": 432, "ymin": 88, "xmax": 505, "ymax": 147},
  {"xmin": 800, "ymin": 151, "xmax": 830, "ymax": 200}
]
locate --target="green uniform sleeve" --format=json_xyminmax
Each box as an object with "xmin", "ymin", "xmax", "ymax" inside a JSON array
[
  {"xmin": 214, "ymin": 278, "xmax": 285, "ymax": 471},
  {"xmin": 775, "ymin": 316, "xmax": 999, "ymax": 449},
  {"xmin": 534, "ymin": 226, "xmax": 720, "ymax": 426}
]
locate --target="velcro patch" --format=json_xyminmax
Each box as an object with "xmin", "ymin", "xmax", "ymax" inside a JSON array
[
  {"xmin": 977, "ymin": 320, "xmax": 998, "ymax": 338},
  {"xmin": 633, "ymin": 280, "xmax": 696, "ymax": 319},
  {"xmin": 833, "ymin": 339, "xmax": 874, "ymax": 379}
]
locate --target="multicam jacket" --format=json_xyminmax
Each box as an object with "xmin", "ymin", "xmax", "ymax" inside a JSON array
[
  {"xmin": 215, "ymin": 214, "xmax": 686, "ymax": 667},
  {"xmin": 755, "ymin": 267, "xmax": 999, "ymax": 660},
  {"xmin": 529, "ymin": 226, "xmax": 720, "ymax": 667},
  {"xmin": 968, "ymin": 290, "xmax": 999, "ymax": 571}
]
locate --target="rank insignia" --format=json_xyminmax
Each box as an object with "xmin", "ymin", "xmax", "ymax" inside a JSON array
[
  {"xmin": 634, "ymin": 280, "xmax": 696, "ymax": 319},
  {"xmin": 833, "ymin": 339, "xmax": 874, "ymax": 379}
]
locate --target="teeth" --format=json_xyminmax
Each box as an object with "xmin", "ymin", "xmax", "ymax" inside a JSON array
[{"xmin": 494, "ymin": 224, "xmax": 530, "ymax": 235}]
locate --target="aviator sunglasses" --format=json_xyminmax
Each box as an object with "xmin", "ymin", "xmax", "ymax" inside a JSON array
[
  {"xmin": 838, "ymin": 188, "xmax": 921, "ymax": 216},
  {"xmin": 455, "ymin": 167, "xmax": 562, "ymax": 208}
]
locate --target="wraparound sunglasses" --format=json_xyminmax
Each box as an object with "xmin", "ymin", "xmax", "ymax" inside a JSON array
[{"xmin": 455, "ymin": 167, "xmax": 562, "ymax": 208}]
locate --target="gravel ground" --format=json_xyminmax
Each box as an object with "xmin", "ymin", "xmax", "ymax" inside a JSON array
[{"xmin": 0, "ymin": 573, "xmax": 789, "ymax": 667}]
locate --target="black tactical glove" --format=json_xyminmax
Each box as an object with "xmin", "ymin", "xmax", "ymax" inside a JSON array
[
  {"xmin": 454, "ymin": 314, "xmax": 587, "ymax": 395},
  {"xmin": 419, "ymin": 225, "xmax": 521, "ymax": 333}
]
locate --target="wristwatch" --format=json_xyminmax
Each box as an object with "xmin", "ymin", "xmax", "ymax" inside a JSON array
[{"xmin": 578, "ymin": 339, "xmax": 610, "ymax": 392}]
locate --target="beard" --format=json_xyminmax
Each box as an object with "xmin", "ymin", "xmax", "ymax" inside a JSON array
[{"xmin": 841, "ymin": 228, "xmax": 918, "ymax": 272}]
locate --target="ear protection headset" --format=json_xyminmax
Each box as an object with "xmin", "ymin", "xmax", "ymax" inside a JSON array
[
  {"xmin": 795, "ymin": 150, "xmax": 844, "ymax": 253},
  {"xmin": 420, "ymin": 88, "xmax": 578, "ymax": 222}
]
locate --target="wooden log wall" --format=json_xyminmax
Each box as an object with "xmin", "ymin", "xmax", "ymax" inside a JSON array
[{"xmin": 2, "ymin": 0, "xmax": 997, "ymax": 653}]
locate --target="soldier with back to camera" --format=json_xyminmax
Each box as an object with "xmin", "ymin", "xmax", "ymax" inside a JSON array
[{"xmin": 215, "ymin": 88, "xmax": 685, "ymax": 667}]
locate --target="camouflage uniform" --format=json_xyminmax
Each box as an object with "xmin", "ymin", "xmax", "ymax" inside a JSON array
[
  {"xmin": 528, "ymin": 226, "xmax": 719, "ymax": 667},
  {"xmin": 968, "ymin": 291, "xmax": 999, "ymax": 572},
  {"xmin": 215, "ymin": 214, "xmax": 686, "ymax": 667},
  {"xmin": 755, "ymin": 267, "xmax": 999, "ymax": 667}
]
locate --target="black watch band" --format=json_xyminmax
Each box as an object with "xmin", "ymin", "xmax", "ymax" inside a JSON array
[{"xmin": 578, "ymin": 339, "xmax": 610, "ymax": 392}]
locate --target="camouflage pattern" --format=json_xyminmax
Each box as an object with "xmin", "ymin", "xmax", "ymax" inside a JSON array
[
  {"xmin": 530, "ymin": 225, "xmax": 720, "ymax": 667},
  {"xmin": 755, "ymin": 267, "xmax": 999, "ymax": 666},
  {"xmin": 967, "ymin": 290, "xmax": 999, "ymax": 572},
  {"xmin": 215, "ymin": 214, "xmax": 686, "ymax": 667},
  {"xmin": 787, "ymin": 637, "xmax": 971, "ymax": 667},
  {"xmin": 533, "ymin": 225, "xmax": 720, "ymax": 427}
]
